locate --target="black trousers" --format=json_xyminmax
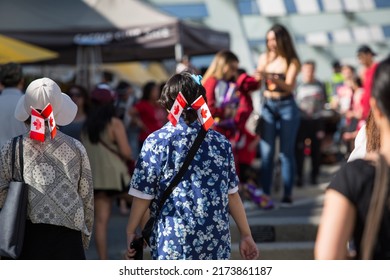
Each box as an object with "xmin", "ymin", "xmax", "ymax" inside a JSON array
[
  {"xmin": 295, "ymin": 118, "xmax": 324, "ymax": 183},
  {"xmin": 14, "ymin": 220, "xmax": 86, "ymax": 260}
]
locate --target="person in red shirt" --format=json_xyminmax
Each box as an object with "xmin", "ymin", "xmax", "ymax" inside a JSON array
[
  {"xmin": 357, "ymin": 45, "xmax": 378, "ymax": 121},
  {"xmin": 133, "ymin": 81, "xmax": 165, "ymax": 150}
]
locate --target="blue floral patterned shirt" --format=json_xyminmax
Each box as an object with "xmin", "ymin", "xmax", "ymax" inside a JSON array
[{"xmin": 129, "ymin": 118, "xmax": 239, "ymax": 260}]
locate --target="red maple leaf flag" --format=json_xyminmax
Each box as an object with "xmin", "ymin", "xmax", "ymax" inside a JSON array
[
  {"xmin": 41, "ymin": 103, "xmax": 57, "ymax": 139},
  {"xmin": 191, "ymin": 96, "xmax": 214, "ymax": 130},
  {"xmin": 168, "ymin": 92, "xmax": 188, "ymax": 126},
  {"xmin": 30, "ymin": 108, "xmax": 45, "ymax": 142},
  {"xmin": 173, "ymin": 105, "xmax": 180, "ymax": 115}
]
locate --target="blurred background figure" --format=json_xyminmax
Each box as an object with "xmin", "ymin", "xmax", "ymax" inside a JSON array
[
  {"xmin": 254, "ymin": 24, "xmax": 301, "ymax": 205},
  {"xmin": 61, "ymin": 84, "xmax": 90, "ymax": 141},
  {"xmin": 115, "ymin": 81, "xmax": 141, "ymax": 159},
  {"xmin": 331, "ymin": 64, "xmax": 364, "ymax": 158},
  {"xmin": 81, "ymin": 87, "xmax": 132, "ymax": 259},
  {"xmin": 295, "ymin": 60, "xmax": 327, "ymax": 186},
  {"xmin": 202, "ymin": 50, "xmax": 240, "ymax": 141},
  {"xmin": 133, "ymin": 81, "xmax": 165, "ymax": 151},
  {"xmin": 0, "ymin": 62, "xmax": 27, "ymax": 148},
  {"xmin": 175, "ymin": 55, "xmax": 198, "ymax": 74},
  {"xmin": 357, "ymin": 45, "xmax": 378, "ymax": 122},
  {"xmin": 326, "ymin": 60, "xmax": 344, "ymax": 102}
]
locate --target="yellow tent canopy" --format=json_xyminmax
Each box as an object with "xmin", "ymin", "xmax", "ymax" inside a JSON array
[
  {"xmin": 102, "ymin": 62, "xmax": 170, "ymax": 87},
  {"xmin": 0, "ymin": 34, "xmax": 58, "ymax": 64}
]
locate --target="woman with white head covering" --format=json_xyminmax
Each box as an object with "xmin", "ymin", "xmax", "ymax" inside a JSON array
[{"xmin": 0, "ymin": 77, "xmax": 94, "ymax": 259}]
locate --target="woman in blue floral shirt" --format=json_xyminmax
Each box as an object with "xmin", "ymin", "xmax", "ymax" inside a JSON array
[{"xmin": 125, "ymin": 72, "xmax": 259, "ymax": 260}]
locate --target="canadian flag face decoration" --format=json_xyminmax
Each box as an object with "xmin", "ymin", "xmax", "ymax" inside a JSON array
[
  {"xmin": 168, "ymin": 92, "xmax": 188, "ymax": 126},
  {"xmin": 191, "ymin": 96, "xmax": 214, "ymax": 130},
  {"xmin": 29, "ymin": 103, "xmax": 57, "ymax": 142}
]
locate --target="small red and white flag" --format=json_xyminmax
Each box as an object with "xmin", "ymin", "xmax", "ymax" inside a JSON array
[
  {"xmin": 41, "ymin": 103, "xmax": 57, "ymax": 139},
  {"xmin": 30, "ymin": 108, "xmax": 45, "ymax": 142},
  {"xmin": 29, "ymin": 103, "xmax": 57, "ymax": 142},
  {"xmin": 191, "ymin": 95, "xmax": 214, "ymax": 130},
  {"xmin": 168, "ymin": 92, "xmax": 188, "ymax": 126}
]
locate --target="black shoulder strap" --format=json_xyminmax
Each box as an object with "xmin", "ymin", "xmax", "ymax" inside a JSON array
[
  {"xmin": 11, "ymin": 137, "xmax": 17, "ymax": 180},
  {"xmin": 11, "ymin": 136, "xmax": 24, "ymax": 181},
  {"xmin": 18, "ymin": 136, "xmax": 24, "ymax": 180},
  {"xmin": 157, "ymin": 128, "xmax": 207, "ymax": 211}
]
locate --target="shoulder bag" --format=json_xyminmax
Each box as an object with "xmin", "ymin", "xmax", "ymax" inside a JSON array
[
  {"xmin": 142, "ymin": 128, "xmax": 207, "ymax": 247},
  {"xmin": 0, "ymin": 136, "xmax": 29, "ymax": 259},
  {"xmin": 361, "ymin": 153, "xmax": 389, "ymax": 259}
]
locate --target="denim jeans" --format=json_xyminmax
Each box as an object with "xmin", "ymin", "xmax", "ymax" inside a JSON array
[{"xmin": 259, "ymin": 97, "xmax": 300, "ymax": 198}]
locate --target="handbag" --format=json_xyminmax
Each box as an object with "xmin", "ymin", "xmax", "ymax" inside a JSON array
[
  {"xmin": 0, "ymin": 136, "xmax": 29, "ymax": 259},
  {"xmin": 360, "ymin": 153, "xmax": 389, "ymax": 260},
  {"xmin": 142, "ymin": 128, "xmax": 207, "ymax": 247}
]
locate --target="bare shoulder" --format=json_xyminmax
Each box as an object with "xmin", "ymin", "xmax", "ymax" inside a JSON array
[
  {"xmin": 257, "ymin": 53, "xmax": 268, "ymax": 66},
  {"xmin": 111, "ymin": 117, "xmax": 125, "ymax": 129}
]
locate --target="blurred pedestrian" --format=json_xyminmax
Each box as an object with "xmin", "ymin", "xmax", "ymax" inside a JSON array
[
  {"xmin": 133, "ymin": 81, "xmax": 165, "ymax": 151},
  {"xmin": 0, "ymin": 62, "xmax": 28, "ymax": 148},
  {"xmin": 295, "ymin": 60, "xmax": 327, "ymax": 186},
  {"xmin": 357, "ymin": 45, "xmax": 378, "ymax": 121},
  {"xmin": 81, "ymin": 87, "xmax": 132, "ymax": 259},
  {"xmin": 254, "ymin": 24, "xmax": 301, "ymax": 205},
  {"xmin": 61, "ymin": 84, "xmax": 90, "ymax": 141}
]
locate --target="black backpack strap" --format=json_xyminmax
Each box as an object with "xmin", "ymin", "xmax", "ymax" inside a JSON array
[{"xmin": 157, "ymin": 128, "xmax": 207, "ymax": 211}]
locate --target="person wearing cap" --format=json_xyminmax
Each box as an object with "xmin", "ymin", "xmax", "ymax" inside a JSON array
[
  {"xmin": 0, "ymin": 62, "xmax": 28, "ymax": 148},
  {"xmin": 0, "ymin": 77, "xmax": 94, "ymax": 259},
  {"xmin": 81, "ymin": 86, "xmax": 132, "ymax": 260},
  {"xmin": 357, "ymin": 45, "xmax": 378, "ymax": 121}
]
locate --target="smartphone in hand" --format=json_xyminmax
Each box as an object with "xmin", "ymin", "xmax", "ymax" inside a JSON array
[{"xmin": 130, "ymin": 238, "xmax": 144, "ymax": 260}]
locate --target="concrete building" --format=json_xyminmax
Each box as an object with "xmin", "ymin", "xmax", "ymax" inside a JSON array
[{"xmin": 147, "ymin": 0, "xmax": 390, "ymax": 80}]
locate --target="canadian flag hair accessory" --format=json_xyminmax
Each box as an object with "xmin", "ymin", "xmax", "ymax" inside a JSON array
[
  {"xmin": 191, "ymin": 95, "xmax": 214, "ymax": 130},
  {"xmin": 30, "ymin": 103, "xmax": 57, "ymax": 142},
  {"xmin": 168, "ymin": 92, "xmax": 188, "ymax": 126}
]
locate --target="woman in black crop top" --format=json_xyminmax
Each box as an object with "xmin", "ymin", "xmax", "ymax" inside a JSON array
[
  {"xmin": 254, "ymin": 24, "xmax": 301, "ymax": 205},
  {"xmin": 315, "ymin": 56, "xmax": 390, "ymax": 259}
]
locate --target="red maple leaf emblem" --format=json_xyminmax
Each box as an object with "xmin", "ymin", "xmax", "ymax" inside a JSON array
[
  {"xmin": 49, "ymin": 117, "xmax": 54, "ymax": 128},
  {"xmin": 33, "ymin": 119, "xmax": 42, "ymax": 130},
  {"xmin": 201, "ymin": 108, "xmax": 208, "ymax": 119},
  {"xmin": 173, "ymin": 105, "xmax": 180, "ymax": 115}
]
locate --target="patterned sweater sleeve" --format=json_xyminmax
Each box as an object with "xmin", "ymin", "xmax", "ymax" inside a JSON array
[
  {"xmin": 77, "ymin": 142, "xmax": 94, "ymax": 249},
  {"xmin": 0, "ymin": 139, "xmax": 12, "ymax": 208}
]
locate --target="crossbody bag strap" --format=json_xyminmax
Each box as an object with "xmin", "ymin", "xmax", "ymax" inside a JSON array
[
  {"xmin": 99, "ymin": 139, "xmax": 125, "ymax": 161},
  {"xmin": 156, "ymin": 128, "xmax": 207, "ymax": 212},
  {"xmin": 361, "ymin": 153, "xmax": 389, "ymax": 259}
]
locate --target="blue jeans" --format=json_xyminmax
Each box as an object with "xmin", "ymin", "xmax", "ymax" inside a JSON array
[{"xmin": 259, "ymin": 97, "xmax": 300, "ymax": 198}]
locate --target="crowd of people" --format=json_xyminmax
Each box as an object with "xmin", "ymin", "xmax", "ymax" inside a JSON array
[{"xmin": 0, "ymin": 22, "xmax": 389, "ymax": 260}]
